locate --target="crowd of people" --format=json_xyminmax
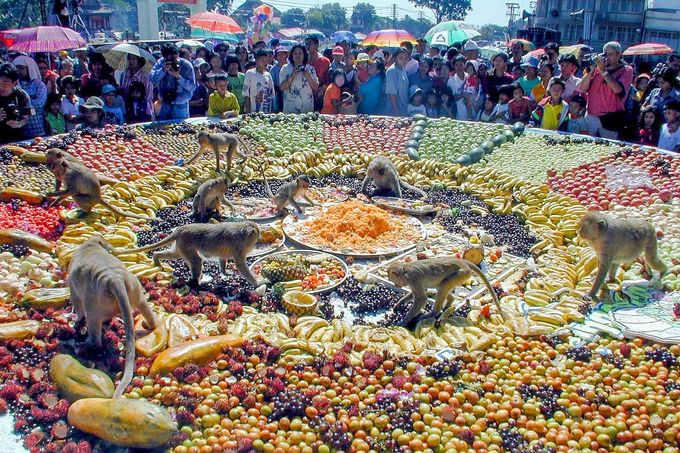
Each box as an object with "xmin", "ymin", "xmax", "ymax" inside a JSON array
[{"xmin": 0, "ymin": 36, "xmax": 678, "ymax": 151}]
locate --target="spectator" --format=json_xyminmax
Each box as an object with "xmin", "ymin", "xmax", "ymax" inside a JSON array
[
  {"xmin": 425, "ymin": 89, "xmax": 440, "ymax": 118},
  {"xmin": 305, "ymin": 36, "xmax": 330, "ymax": 108},
  {"xmin": 330, "ymin": 46, "xmax": 345, "ymax": 72},
  {"xmin": 507, "ymin": 41, "xmax": 525, "ymax": 72},
  {"xmin": 384, "ymin": 47, "xmax": 411, "ymax": 116},
  {"xmin": 491, "ymin": 84, "xmax": 513, "ymax": 123},
  {"xmin": 485, "ymin": 52, "xmax": 513, "ymax": 102},
  {"xmin": 557, "ymin": 54, "xmax": 581, "ymax": 101},
  {"xmin": 225, "ymin": 56, "xmax": 246, "ymax": 112},
  {"xmin": 578, "ymin": 41, "xmax": 634, "ymax": 139},
  {"xmin": 195, "ymin": 45, "xmax": 211, "ymax": 62},
  {"xmin": 343, "ymin": 51, "xmax": 357, "ymax": 92},
  {"xmin": 101, "ymin": 84, "xmax": 124, "ymax": 125},
  {"xmin": 271, "ymin": 47, "xmax": 288, "ymax": 111},
  {"xmin": 566, "ymin": 95, "xmax": 589, "ymax": 135},
  {"xmin": 0, "ymin": 63, "xmax": 30, "ymax": 143},
  {"xmin": 80, "ymin": 53, "xmax": 116, "ymax": 99},
  {"xmin": 357, "ymin": 59, "xmax": 385, "ymax": 115},
  {"xmin": 530, "ymin": 77, "xmax": 569, "ymax": 130},
  {"xmin": 428, "ymin": 46, "xmax": 440, "ymax": 59},
  {"xmin": 642, "ymin": 67, "xmax": 680, "ymax": 118},
  {"xmin": 242, "ymin": 49, "xmax": 274, "ymax": 114},
  {"xmin": 414, "ymin": 39, "xmax": 427, "ymax": 59},
  {"xmin": 189, "ymin": 59, "xmax": 209, "ymax": 117},
  {"xmin": 463, "ymin": 60, "xmax": 481, "ymax": 119},
  {"xmin": 463, "ymin": 40, "xmax": 479, "ymax": 61},
  {"xmin": 365, "ymin": 45, "xmax": 378, "ymax": 58},
  {"xmin": 213, "ymin": 43, "xmax": 229, "ymax": 67},
  {"xmin": 658, "ymin": 100, "xmax": 680, "ymax": 151},
  {"xmin": 512, "ymin": 65, "xmax": 524, "ymax": 81},
  {"xmin": 60, "ymin": 76, "xmax": 83, "ymax": 131},
  {"xmin": 666, "ymin": 53, "xmax": 680, "ymax": 72},
  {"xmin": 178, "ymin": 46, "xmax": 192, "ymax": 62},
  {"xmin": 445, "ymin": 47, "xmax": 459, "ymax": 65},
  {"xmin": 13, "ymin": 55, "xmax": 47, "ymax": 138},
  {"xmin": 409, "ymin": 57, "xmax": 434, "ymax": 97},
  {"xmin": 37, "ymin": 58, "xmax": 59, "ymax": 95},
  {"xmin": 354, "ymin": 52, "xmax": 370, "ymax": 90},
  {"xmin": 447, "ymin": 56, "xmax": 468, "ymax": 120},
  {"xmin": 234, "ymin": 46, "xmax": 249, "ymax": 72},
  {"xmin": 126, "ymin": 81, "xmax": 152, "ymax": 124},
  {"xmin": 207, "ymin": 52, "xmax": 227, "ymax": 90},
  {"xmin": 119, "ymin": 53, "xmax": 153, "ymax": 120},
  {"xmin": 53, "ymin": 0, "xmax": 69, "ymax": 27},
  {"xmin": 208, "ymin": 74, "xmax": 239, "ymax": 119},
  {"xmin": 279, "ymin": 44, "xmax": 319, "ymax": 114},
  {"xmin": 73, "ymin": 49, "xmax": 89, "ymax": 79},
  {"xmin": 407, "ymin": 86, "xmax": 426, "ymax": 116},
  {"xmin": 439, "ymin": 86, "xmax": 455, "ymax": 118},
  {"xmin": 531, "ymin": 63, "xmax": 554, "ymax": 103},
  {"xmin": 401, "ymin": 41, "xmax": 419, "ymax": 76},
  {"xmin": 518, "ymin": 56, "xmax": 542, "ymax": 95},
  {"xmin": 44, "ymin": 93, "xmax": 66, "ymax": 135},
  {"xmin": 321, "ymin": 69, "xmax": 347, "ymax": 115},
  {"xmin": 432, "ymin": 56, "xmax": 449, "ymax": 91},
  {"xmin": 543, "ymin": 42, "xmax": 561, "ymax": 76},
  {"xmin": 478, "ymin": 95, "xmax": 495, "ymax": 122},
  {"xmin": 508, "ymin": 83, "xmax": 531, "ymax": 123},
  {"xmin": 637, "ymin": 105, "xmax": 660, "ymax": 146},
  {"xmin": 150, "ymin": 43, "xmax": 197, "ymax": 121},
  {"xmin": 58, "ymin": 59, "xmax": 74, "ymax": 79},
  {"xmin": 77, "ymin": 96, "xmax": 108, "ymax": 129},
  {"xmin": 627, "ymin": 73, "xmax": 651, "ymax": 113}
]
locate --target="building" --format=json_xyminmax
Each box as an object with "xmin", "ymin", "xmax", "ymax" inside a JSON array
[
  {"xmin": 643, "ymin": 0, "xmax": 680, "ymax": 51},
  {"xmin": 80, "ymin": 0, "xmax": 114, "ymax": 33}
]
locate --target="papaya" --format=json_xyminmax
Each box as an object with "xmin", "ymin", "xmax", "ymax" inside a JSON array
[
  {"xmin": 165, "ymin": 314, "xmax": 200, "ymax": 348},
  {"xmin": 0, "ymin": 228, "xmax": 54, "ymax": 253},
  {"xmin": 19, "ymin": 151, "xmax": 47, "ymax": 164},
  {"xmin": 50, "ymin": 355, "xmax": 114, "ymax": 402},
  {"xmin": 2, "ymin": 145, "xmax": 29, "ymax": 156},
  {"xmin": 0, "ymin": 320, "xmax": 41, "ymax": 339},
  {"xmin": 68, "ymin": 398, "xmax": 178, "ymax": 448},
  {"xmin": 22, "ymin": 287, "xmax": 71, "ymax": 310},
  {"xmin": 135, "ymin": 323, "xmax": 168, "ymax": 357},
  {"xmin": 0, "ymin": 188, "xmax": 44, "ymax": 205},
  {"xmin": 463, "ymin": 245, "xmax": 485, "ymax": 266},
  {"xmin": 149, "ymin": 334, "xmax": 243, "ymax": 376}
]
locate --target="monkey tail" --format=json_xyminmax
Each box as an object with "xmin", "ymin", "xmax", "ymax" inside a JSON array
[
  {"xmin": 118, "ymin": 230, "xmax": 178, "ymax": 254},
  {"xmin": 110, "ymin": 280, "xmax": 136, "ymax": 399},
  {"xmin": 257, "ymin": 161, "xmax": 274, "ymax": 199},
  {"xmin": 235, "ymin": 135, "xmax": 252, "ymax": 160},
  {"xmin": 467, "ymin": 262, "xmax": 506, "ymax": 321},
  {"xmin": 100, "ymin": 199, "xmax": 151, "ymax": 220},
  {"xmin": 399, "ymin": 180, "xmax": 428, "ymax": 199}
]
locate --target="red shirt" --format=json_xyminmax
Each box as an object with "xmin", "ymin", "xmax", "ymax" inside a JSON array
[
  {"xmin": 310, "ymin": 54, "xmax": 330, "ymax": 87},
  {"xmin": 508, "ymin": 96, "xmax": 531, "ymax": 120},
  {"xmin": 584, "ymin": 65, "xmax": 633, "ymax": 116}
]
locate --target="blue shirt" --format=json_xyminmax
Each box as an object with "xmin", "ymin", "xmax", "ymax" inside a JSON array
[
  {"xmin": 103, "ymin": 103, "xmax": 125, "ymax": 125},
  {"xmin": 384, "ymin": 65, "xmax": 409, "ymax": 116},
  {"xmin": 408, "ymin": 72, "xmax": 434, "ymax": 97},
  {"xmin": 150, "ymin": 57, "xmax": 197, "ymax": 105},
  {"xmin": 358, "ymin": 74, "xmax": 384, "ymax": 115}
]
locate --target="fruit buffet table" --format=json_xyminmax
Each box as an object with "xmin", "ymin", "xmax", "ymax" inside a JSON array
[{"xmin": 0, "ymin": 113, "xmax": 678, "ymax": 452}]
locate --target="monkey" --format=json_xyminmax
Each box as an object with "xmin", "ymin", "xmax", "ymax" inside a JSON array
[
  {"xmin": 45, "ymin": 148, "xmax": 119, "ymax": 190},
  {"xmin": 68, "ymin": 236, "xmax": 158, "ymax": 398},
  {"xmin": 46, "ymin": 159, "xmax": 150, "ymax": 220},
  {"xmin": 116, "ymin": 221, "xmax": 261, "ymax": 287},
  {"xmin": 184, "ymin": 131, "xmax": 250, "ymax": 173},
  {"xmin": 259, "ymin": 162, "xmax": 314, "ymax": 214},
  {"xmin": 386, "ymin": 257, "xmax": 503, "ymax": 326},
  {"xmin": 578, "ymin": 211, "xmax": 667, "ymax": 300},
  {"xmin": 192, "ymin": 176, "xmax": 234, "ymax": 221},
  {"xmin": 361, "ymin": 156, "xmax": 427, "ymax": 199}
]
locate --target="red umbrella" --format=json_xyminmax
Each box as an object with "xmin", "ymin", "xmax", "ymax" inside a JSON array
[
  {"xmin": 8, "ymin": 26, "xmax": 86, "ymax": 53},
  {"xmin": 186, "ymin": 12, "xmax": 243, "ymax": 34},
  {"xmin": 623, "ymin": 43, "xmax": 673, "ymax": 56},
  {"xmin": 361, "ymin": 29, "xmax": 417, "ymax": 48},
  {"xmin": 0, "ymin": 29, "xmax": 19, "ymax": 47}
]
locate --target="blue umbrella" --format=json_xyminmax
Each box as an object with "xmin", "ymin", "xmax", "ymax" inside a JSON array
[{"xmin": 332, "ymin": 30, "xmax": 357, "ymax": 43}]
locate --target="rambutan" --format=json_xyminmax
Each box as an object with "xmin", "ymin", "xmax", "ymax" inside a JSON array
[
  {"xmin": 175, "ymin": 408, "xmax": 195, "ymax": 426},
  {"xmin": 213, "ymin": 398, "xmax": 231, "ymax": 414},
  {"xmin": 362, "ymin": 351, "xmax": 383, "ymax": 372},
  {"xmin": 62, "ymin": 441, "xmax": 93, "ymax": 453},
  {"xmin": 23, "ymin": 432, "xmax": 44, "ymax": 450},
  {"xmin": 391, "ymin": 374, "xmax": 408, "ymax": 389},
  {"xmin": 459, "ymin": 427, "xmax": 475, "ymax": 444},
  {"xmin": 31, "ymin": 406, "xmax": 61, "ymax": 423},
  {"xmin": 0, "ymin": 382, "xmax": 26, "ymax": 400},
  {"xmin": 230, "ymin": 383, "xmax": 248, "ymax": 400},
  {"xmin": 0, "ymin": 398, "xmax": 8, "ymax": 413},
  {"xmin": 619, "ymin": 343, "xmax": 632, "ymax": 358}
]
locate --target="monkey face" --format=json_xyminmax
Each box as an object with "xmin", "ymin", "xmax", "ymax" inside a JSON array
[
  {"xmin": 578, "ymin": 212, "xmax": 606, "ymax": 241},
  {"xmin": 298, "ymin": 175, "xmax": 311, "ymax": 188},
  {"xmin": 46, "ymin": 149, "xmax": 64, "ymax": 165},
  {"xmin": 386, "ymin": 265, "xmax": 406, "ymax": 286},
  {"xmin": 88, "ymin": 235, "xmax": 114, "ymax": 252}
]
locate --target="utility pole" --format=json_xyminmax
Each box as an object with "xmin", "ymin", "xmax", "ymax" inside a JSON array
[
  {"xmin": 392, "ymin": 4, "xmax": 397, "ymax": 29},
  {"xmin": 419, "ymin": 11, "xmax": 423, "ymax": 37}
]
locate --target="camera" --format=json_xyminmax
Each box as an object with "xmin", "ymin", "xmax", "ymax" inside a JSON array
[
  {"xmin": 4, "ymin": 103, "xmax": 20, "ymax": 121},
  {"xmin": 170, "ymin": 60, "xmax": 180, "ymax": 72}
]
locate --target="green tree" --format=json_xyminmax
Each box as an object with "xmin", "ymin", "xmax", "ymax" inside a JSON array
[
  {"xmin": 159, "ymin": 4, "xmax": 190, "ymax": 38},
  {"xmin": 398, "ymin": 15, "xmax": 433, "ymax": 38},
  {"xmin": 407, "ymin": 0, "xmax": 471, "ymax": 23},
  {"xmin": 351, "ymin": 3, "xmax": 377, "ymax": 33},
  {"xmin": 281, "ymin": 7, "xmax": 305, "ymax": 28},
  {"xmin": 478, "ymin": 24, "xmax": 508, "ymax": 42},
  {"xmin": 305, "ymin": 3, "xmax": 347, "ymax": 35}
]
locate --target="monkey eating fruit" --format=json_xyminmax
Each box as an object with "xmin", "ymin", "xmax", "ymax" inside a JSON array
[
  {"xmin": 45, "ymin": 148, "xmax": 119, "ymax": 190},
  {"xmin": 362, "ymin": 156, "xmax": 427, "ymax": 199},
  {"xmin": 192, "ymin": 176, "xmax": 234, "ymax": 221},
  {"xmin": 259, "ymin": 163, "xmax": 314, "ymax": 214},
  {"xmin": 185, "ymin": 131, "xmax": 249, "ymax": 173},
  {"xmin": 68, "ymin": 236, "xmax": 158, "ymax": 398},
  {"xmin": 578, "ymin": 211, "xmax": 667, "ymax": 299},
  {"xmin": 386, "ymin": 256, "xmax": 503, "ymax": 326}
]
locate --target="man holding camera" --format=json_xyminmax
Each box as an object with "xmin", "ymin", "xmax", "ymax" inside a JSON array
[
  {"xmin": 0, "ymin": 63, "xmax": 31, "ymax": 144},
  {"xmin": 150, "ymin": 43, "xmax": 197, "ymax": 121}
]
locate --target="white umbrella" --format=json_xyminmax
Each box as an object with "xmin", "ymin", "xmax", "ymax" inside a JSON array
[
  {"xmin": 176, "ymin": 39, "xmax": 204, "ymax": 49},
  {"xmin": 95, "ymin": 43, "xmax": 156, "ymax": 72}
]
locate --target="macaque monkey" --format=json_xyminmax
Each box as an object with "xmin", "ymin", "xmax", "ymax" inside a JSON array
[
  {"xmin": 578, "ymin": 211, "xmax": 667, "ymax": 299},
  {"xmin": 68, "ymin": 236, "xmax": 158, "ymax": 398},
  {"xmin": 47, "ymin": 159, "xmax": 149, "ymax": 220},
  {"xmin": 386, "ymin": 257, "xmax": 502, "ymax": 326},
  {"xmin": 45, "ymin": 148, "xmax": 119, "ymax": 190},
  {"xmin": 117, "ymin": 221, "xmax": 260, "ymax": 287},
  {"xmin": 185, "ymin": 131, "xmax": 249, "ymax": 172},
  {"xmin": 259, "ymin": 163, "xmax": 314, "ymax": 214},
  {"xmin": 362, "ymin": 156, "xmax": 427, "ymax": 199},
  {"xmin": 192, "ymin": 176, "xmax": 234, "ymax": 221}
]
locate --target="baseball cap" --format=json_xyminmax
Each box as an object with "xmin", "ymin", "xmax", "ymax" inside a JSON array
[
  {"xmin": 274, "ymin": 46, "xmax": 289, "ymax": 55},
  {"xmin": 356, "ymin": 52, "xmax": 369, "ymax": 63},
  {"xmin": 192, "ymin": 58, "xmax": 209, "ymax": 69},
  {"xmin": 521, "ymin": 55, "xmax": 540, "ymax": 69},
  {"xmin": 372, "ymin": 50, "xmax": 385, "ymax": 61},
  {"xmin": 408, "ymin": 85, "xmax": 423, "ymax": 100},
  {"xmin": 332, "ymin": 46, "xmax": 345, "ymax": 56},
  {"xmin": 101, "ymin": 84, "xmax": 116, "ymax": 95},
  {"xmin": 464, "ymin": 40, "xmax": 479, "ymax": 51},
  {"xmin": 59, "ymin": 50, "xmax": 69, "ymax": 58},
  {"xmin": 79, "ymin": 96, "xmax": 104, "ymax": 112}
]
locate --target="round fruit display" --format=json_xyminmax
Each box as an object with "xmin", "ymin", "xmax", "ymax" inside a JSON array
[{"xmin": 0, "ymin": 114, "xmax": 678, "ymax": 453}]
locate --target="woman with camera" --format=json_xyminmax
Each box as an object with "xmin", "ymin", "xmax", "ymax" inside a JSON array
[
  {"xmin": 12, "ymin": 56, "xmax": 47, "ymax": 138},
  {"xmin": 278, "ymin": 44, "xmax": 319, "ymax": 114},
  {"xmin": 0, "ymin": 63, "xmax": 31, "ymax": 143}
]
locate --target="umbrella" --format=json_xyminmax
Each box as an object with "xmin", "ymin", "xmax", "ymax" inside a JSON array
[
  {"xmin": 479, "ymin": 46, "xmax": 504, "ymax": 61},
  {"xmin": 186, "ymin": 12, "xmax": 243, "ymax": 35},
  {"xmin": 529, "ymin": 48, "xmax": 545, "ymax": 57},
  {"xmin": 8, "ymin": 26, "xmax": 86, "ymax": 53},
  {"xmin": 424, "ymin": 21, "xmax": 480, "ymax": 47},
  {"xmin": 95, "ymin": 43, "xmax": 156, "ymax": 72},
  {"xmin": 190, "ymin": 28, "xmax": 241, "ymax": 43},
  {"xmin": 0, "ymin": 29, "xmax": 18, "ymax": 47},
  {"xmin": 176, "ymin": 39, "xmax": 204, "ymax": 49},
  {"xmin": 560, "ymin": 44, "xmax": 589, "ymax": 56},
  {"xmin": 362, "ymin": 29, "xmax": 417, "ymax": 48},
  {"xmin": 332, "ymin": 30, "xmax": 357, "ymax": 43},
  {"xmin": 507, "ymin": 38, "xmax": 535, "ymax": 51},
  {"xmin": 623, "ymin": 43, "xmax": 673, "ymax": 56}
]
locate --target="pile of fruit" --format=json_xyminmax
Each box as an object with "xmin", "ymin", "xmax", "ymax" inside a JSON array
[{"xmin": 0, "ymin": 114, "xmax": 678, "ymax": 452}]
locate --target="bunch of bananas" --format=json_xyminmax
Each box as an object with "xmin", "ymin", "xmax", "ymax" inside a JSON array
[
  {"xmin": 228, "ymin": 312, "xmax": 292, "ymax": 346},
  {"xmin": 292, "ymin": 316, "xmax": 352, "ymax": 343},
  {"xmin": 352, "ymin": 326, "xmax": 424, "ymax": 355}
]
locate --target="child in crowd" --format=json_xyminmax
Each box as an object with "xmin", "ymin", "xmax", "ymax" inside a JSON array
[
  {"xmin": 491, "ymin": 84, "xmax": 513, "ymax": 123},
  {"xmin": 507, "ymin": 83, "xmax": 531, "ymax": 123},
  {"xmin": 407, "ymin": 86, "xmax": 427, "ymax": 117},
  {"xmin": 463, "ymin": 61, "xmax": 480, "ymax": 120},
  {"xmin": 208, "ymin": 74, "xmax": 240, "ymax": 118},
  {"xmin": 59, "ymin": 75, "xmax": 83, "ymax": 131},
  {"xmin": 321, "ymin": 70, "xmax": 348, "ymax": 115},
  {"xmin": 530, "ymin": 78, "xmax": 569, "ymax": 131},
  {"xmin": 566, "ymin": 95, "xmax": 589, "ymax": 135},
  {"xmin": 44, "ymin": 93, "xmax": 66, "ymax": 135},
  {"xmin": 242, "ymin": 50, "xmax": 274, "ymax": 113},
  {"xmin": 126, "ymin": 81, "xmax": 152, "ymax": 124},
  {"xmin": 439, "ymin": 87, "xmax": 454, "ymax": 117},
  {"xmin": 637, "ymin": 106, "xmax": 660, "ymax": 146},
  {"xmin": 658, "ymin": 100, "xmax": 680, "ymax": 151},
  {"xmin": 76, "ymin": 97, "xmax": 108, "ymax": 130},
  {"xmin": 354, "ymin": 53, "xmax": 371, "ymax": 90},
  {"xmin": 512, "ymin": 65, "xmax": 525, "ymax": 81},
  {"xmin": 425, "ymin": 90, "xmax": 440, "ymax": 118},
  {"xmin": 479, "ymin": 96, "xmax": 495, "ymax": 122},
  {"xmin": 101, "ymin": 84, "xmax": 124, "ymax": 125},
  {"xmin": 225, "ymin": 56, "xmax": 246, "ymax": 111}
]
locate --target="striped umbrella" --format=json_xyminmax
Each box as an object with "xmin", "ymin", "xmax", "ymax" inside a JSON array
[
  {"xmin": 507, "ymin": 38, "xmax": 535, "ymax": 51},
  {"xmin": 623, "ymin": 43, "xmax": 673, "ymax": 56},
  {"xmin": 361, "ymin": 29, "xmax": 417, "ymax": 48},
  {"xmin": 9, "ymin": 26, "xmax": 86, "ymax": 53},
  {"xmin": 95, "ymin": 43, "xmax": 157, "ymax": 72},
  {"xmin": 425, "ymin": 21, "xmax": 480, "ymax": 47},
  {"xmin": 186, "ymin": 12, "xmax": 244, "ymax": 34}
]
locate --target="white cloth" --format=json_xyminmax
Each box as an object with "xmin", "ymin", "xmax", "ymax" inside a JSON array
[
  {"xmin": 447, "ymin": 73, "xmax": 468, "ymax": 121},
  {"xmin": 404, "ymin": 58, "xmax": 419, "ymax": 76},
  {"xmin": 560, "ymin": 74, "xmax": 581, "ymax": 100},
  {"xmin": 658, "ymin": 123, "xmax": 680, "ymax": 151},
  {"xmin": 278, "ymin": 63, "xmax": 318, "ymax": 114},
  {"xmin": 407, "ymin": 103, "xmax": 427, "ymax": 116},
  {"xmin": 242, "ymin": 69, "xmax": 274, "ymax": 113},
  {"xmin": 12, "ymin": 56, "xmax": 41, "ymax": 81}
]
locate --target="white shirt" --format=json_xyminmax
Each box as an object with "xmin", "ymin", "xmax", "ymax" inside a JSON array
[
  {"xmin": 447, "ymin": 73, "xmax": 468, "ymax": 121},
  {"xmin": 407, "ymin": 103, "xmax": 427, "ymax": 116},
  {"xmin": 404, "ymin": 58, "xmax": 419, "ymax": 76},
  {"xmin": 492, "ymin": 102, "xmax": 510, "ymax": 123},
  {"xmin": 560, "ymin": 74, "xmax": 581, "ymax": 101},
  {"xmin": 242, "ymin": 69, "xmax": 274, "ymax": 113},
  {"xmin": 658, "ymin": 123, "xmax": 680, "ymax": 151},
  {"xmin": 60, "ymin": 95, "xmax": 84, "ymax": 131}
]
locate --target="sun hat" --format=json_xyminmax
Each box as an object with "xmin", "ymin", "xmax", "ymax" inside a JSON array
[
  {"xmin": 101, "ymin": 84, "xmax": 116, "ymax": 95},
  {"xmin": 79, "ymin": 96, "xmax": 104, "ymax": 112},
  {"xmin": 274, "ymin": 46, "xmax": 289, "ymax": 55},
  {"xmin": 408, "ymin": 85, "xmax": 423, "ymax": 101},
  {"xmin": 372, "ymin": 50, "xmax": 385, "ymax": 61},
  {"xmin": 356, "ymin": 52, "xmax": 370, "ymax": 64},
  {"xmin": 192, "ymin": 58, "xmax": 209, "ymax": 69},
  {"xmin": 464, "ymin": 40, "xmax": 479, "ymax": 51},
  {"xmin": 332, "ymin": 46, "xmax": 345, "ymax": 56},
  {"xmin": 521, "ymin": 55, "xmax": 540, "ymax": 69}
]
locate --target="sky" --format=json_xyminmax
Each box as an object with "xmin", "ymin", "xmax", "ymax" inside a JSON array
[{"xmin": 232, "ymin": 0, "xmax": 535, "ymax": 27}]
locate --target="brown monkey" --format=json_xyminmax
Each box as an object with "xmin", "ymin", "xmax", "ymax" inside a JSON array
[
  {"xmin": 68, "ymin": 236, "xmax": 158, "ymax": 398},
  {"xmin": 386, "ymin": 256, "xmax": 502, "ymax": 326},
  {"xmin": 47, "ymin": 159, "xmax": 150, "ymax": 220},
  {"xmin": 259, "ymin": 163, "xmax": 314, "ymax": 214},
  {"xmin": 362, "ymin": 156, "xmax": 427, "ymax": 199},
  {"xmin": 185, "ymin": 131, "xmax": 250, "ymax": 172},
  {"xmin": 45, "ymin": 148, "xmax": 119, "ymax": 190},
  {"xmin": 192, "ymin": 176, "xmax": 234, "ymax": 221},
  {"xmin": 117, "ymin": 221, "xmax": 261, "ymax": 287},
  {"xmin": 578, "ymin": 211, "xmax": 667, "ymax": 299}
]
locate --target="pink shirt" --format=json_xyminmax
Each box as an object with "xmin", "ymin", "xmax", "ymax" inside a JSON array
[{"xmin": 583, "ymin": 65, "xmax": 633, "ymax": 116}]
